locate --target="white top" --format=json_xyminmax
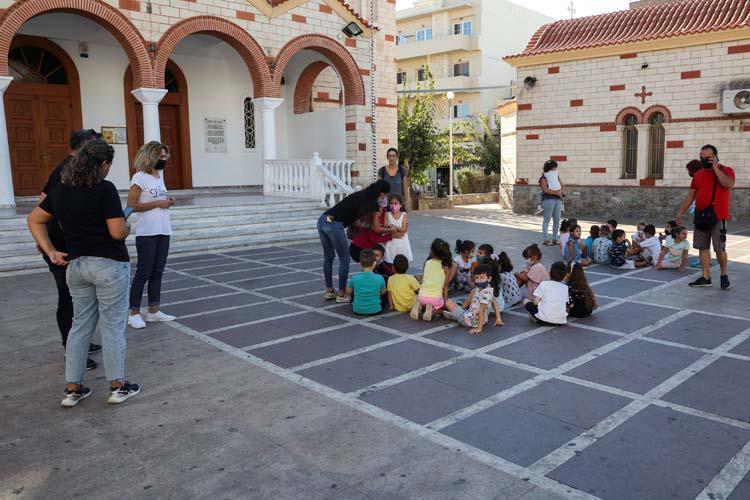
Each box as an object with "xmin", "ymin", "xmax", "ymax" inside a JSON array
[
  {"xmin": 544, "ymin": 171, "xmax": 561, "ymax": 191},
  {"xmin": 639, "ymin": 235, "xmax": 662, "ymax": 261},
  {"xmin": 130, "ymin": 171, "xmax": 172, "ymax": 236},
  {"xmin": 533, "ymin": 280, "xmax": 568, "ymax": 324},
  {"xmin": 384, "ymin": 211, "xmax": 413, "ymax": 262},
  {"xmin": 453, "ymin": 254, "xmax": 476, "ymax": 272}
]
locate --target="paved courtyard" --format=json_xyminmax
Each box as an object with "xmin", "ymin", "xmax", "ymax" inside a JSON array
[{"xmin": 4, "ymin": 206, "xmax": 750, "ymax": 500}]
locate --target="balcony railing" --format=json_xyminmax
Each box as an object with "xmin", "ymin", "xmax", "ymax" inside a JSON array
[{"xmin": 396, "ymin": 33, "xmax": 479, "ymax": 59}]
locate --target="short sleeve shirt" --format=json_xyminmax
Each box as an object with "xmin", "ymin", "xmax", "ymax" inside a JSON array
[
  {"xmin": 665, "ymin": 239, "xmax": 690, "ymax": 264},
  {"xmin": 533, "ymin": 280, "xmax": 569, "ymax": 324},
  {"xmin": 453, "ymin": 254, "xmax": 476, "ymax": 274},
  {"xmin": 41, "ymin": 158, "xmax": 71, "ymax": 251},
  {"xmin": 378, "ymin": 166, "xmax": 406, "ymax": 198},
  {"xmin": 609, "ymin": 242, "xmax": 628, "ymax": 267},
  {"xmin": 525, "ymin": 262, "xmax": 549, "ymax": 299},
  {"xmin": 639, "ymin": 236, "xmax": 662, "ymax": 261},
  {"xmin": 130, "ymin": 172, "xmax": 172, "ymax": 236},
  {"xmin": 593, "ymin": 237, "xmax": 612, "ymax": 264},
  {"xmin": 499, "ymin": 271, "xmax": 522, "ymax": 308},
  {"xmin": 387, "ymin": 273, "xmax": 420, "ymax": 312},
  {"xmin": 347, "ymin": 272, "xmax": 386, "ymax": 314},
  {"xmin": 690, "ymin": 165, "xmax": 735, "ymax": 221},
  {"xmin": 461, "ymin": 286, "xmax": 494, "ymax": 328}
]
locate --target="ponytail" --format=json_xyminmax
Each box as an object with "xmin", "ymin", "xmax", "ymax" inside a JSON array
[{"xmin": 61, "ymin": 139, "xmax": 114, "ymax": 188}]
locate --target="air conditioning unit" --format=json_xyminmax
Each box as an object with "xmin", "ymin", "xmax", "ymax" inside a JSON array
[{"xmin": 722, "ymin": 89, "xmax": 750, "ymax": 114}]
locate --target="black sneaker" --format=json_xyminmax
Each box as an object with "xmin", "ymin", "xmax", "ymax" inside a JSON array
[
  {"xmin": 721, "ymin": 275, "xmax": 731, "ymax": 290},
  {"xmin": 61, "ymin": 385, "xmax": 92, "ymax": 407},
  {"xmin": 108, "ymin": 381, "xmax": 141, "ymax": 404},
  {"xmin": 88, "ymin": 343, "xmax": 102, "ymax": 354},
  {"xmin": 689, "ymin": 277, "xmax": 712, "ymax": 287},
  {"xmin": 86, "ymin": 357, "xmax": 98, "ymax": 371}
]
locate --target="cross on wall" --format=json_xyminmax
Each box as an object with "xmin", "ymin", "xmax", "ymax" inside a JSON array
[{"xmin": 635, "ymin": 85, "xmax": 652, "ymax": 104}]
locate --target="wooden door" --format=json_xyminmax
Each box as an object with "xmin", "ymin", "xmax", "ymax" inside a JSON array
[
  {"xmin": 133, "ymin": 102, "xmax": 184, "ymax": 190},
  {"xmin": 5, "ymin": 95, "xmax": 41, "ymax": 195},
  {"xmin": 39, "ymin": 95, "xmax": 73, "ymax": 181}
]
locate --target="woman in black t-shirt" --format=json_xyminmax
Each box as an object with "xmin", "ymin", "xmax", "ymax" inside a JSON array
[
  {"xmin": 317, "ymin": 180, "xmax": 391, "ymax": 302},
  {"xmin": 28, "ymin": 139, "xmax": 141, "ymax": 407}
]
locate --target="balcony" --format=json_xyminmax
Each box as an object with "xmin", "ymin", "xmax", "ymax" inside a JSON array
[
  {"xmin": 396, "ymin": 34, "xmax": 479, "ymax": 60},
  {"xmin": 399, "ymin": 75, "xmax": 480, "ymax": 92}
]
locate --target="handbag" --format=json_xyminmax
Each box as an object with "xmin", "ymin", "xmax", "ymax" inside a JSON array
[{"xmin": 693, "ymin": 176, "xmax": 718, "ymax": 231}]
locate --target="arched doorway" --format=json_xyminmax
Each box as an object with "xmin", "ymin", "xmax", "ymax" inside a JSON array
[
  {"xmin": 5, "ymin": 35, "xmax": 82, "ymax": 195},
  {"xmin": 124, "ymin": 60, "xmax": 192, "ymax": 190}
]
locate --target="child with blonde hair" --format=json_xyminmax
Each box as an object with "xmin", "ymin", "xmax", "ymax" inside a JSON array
[{"xmin": 411, "ymin": 239, "xmax": 452, "ymax": 322}]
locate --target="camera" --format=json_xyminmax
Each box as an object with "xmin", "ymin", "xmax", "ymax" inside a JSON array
[{"xmin": 700, "ymin": 158, "xmax": 713, "ymax": 169}]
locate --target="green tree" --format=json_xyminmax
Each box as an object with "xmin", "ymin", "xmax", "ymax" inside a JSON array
[{"xmin": 464, "ymin": 114, "xmax": 502, "ymax": 175}]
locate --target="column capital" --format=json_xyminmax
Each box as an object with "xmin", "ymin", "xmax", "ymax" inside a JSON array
[
  {"xmin": 254, "ymin": 97, "xmax": 284, "ymax": 112},
  {"xmin": 131, "ymin": 88, "xmax": 168, "ymax": 105},
  {"xmin": 0, "ymin": 76, "xmax": 13, "ymax": 94}
]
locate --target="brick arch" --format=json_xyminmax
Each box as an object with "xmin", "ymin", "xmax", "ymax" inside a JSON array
[
  {"xmin": 273, "ymin": 34, "xmax": 364, "ymax": 106},
  {"xmin": 0, "ymin": 0, "xmax": 153, "ymax": 88},
  {"xmin": 154, "ymin": 16, "xmax": 272, "ymax": 97},
  {"xmin": 294, "ymin": 61, "xmax": 342, "ymax": 114},
  {"xmin": 643, "ymin": 104, "xmax": 672, "ymax": 124},
  {"xmin": 616, "ymin": 106, "xmax": 644, "ymax": 124}
]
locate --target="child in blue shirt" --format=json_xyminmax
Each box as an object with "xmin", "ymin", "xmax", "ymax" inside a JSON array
[{"xmin": 346, "ymin": 248, "xmax": 386, "ymax": 315}]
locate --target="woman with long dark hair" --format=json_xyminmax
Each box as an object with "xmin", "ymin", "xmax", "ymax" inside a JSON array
[
  {"xmin": 539, "ymin": 160, "xmax": 565, "ymax": 246},
  {"xmin": 317, "ymin": 180, "xmax": 391, "ymax": 302},
  {"xmin": 28, "ymin": 139, "xmax": 141, "ymax": 407}
]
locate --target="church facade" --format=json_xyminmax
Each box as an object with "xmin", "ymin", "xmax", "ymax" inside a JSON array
[{"xmin": 499, "ymin": 0, "xmax": 750, "ymax": 220}]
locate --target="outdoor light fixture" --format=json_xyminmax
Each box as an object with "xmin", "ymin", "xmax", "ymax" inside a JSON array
[
  {"xmin": 524, "ymin": 76, "xmax": 537, "ymax": 89},
  {"xmin": 342, "ymin": 22, "xmax": 364, "ymax": 38}
]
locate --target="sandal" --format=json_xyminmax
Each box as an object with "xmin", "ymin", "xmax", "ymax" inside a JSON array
[{"xmin": 324, "ymin": 289, "xmax": 336, "ymax": 300}]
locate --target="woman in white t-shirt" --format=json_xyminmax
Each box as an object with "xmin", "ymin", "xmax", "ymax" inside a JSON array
[{"xmin": 127, "ymin": 142, "xmax": 176, "ymax": 329}]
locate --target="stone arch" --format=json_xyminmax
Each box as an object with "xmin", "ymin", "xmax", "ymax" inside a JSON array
[
  {"xmin": 295, "ymin": 60, "xmax": 343, "ymax": 114},
  {"xmin": 616, "ymin": 106, "xmax": 643, "ymax": 125},
  {"xmin": 273, "ymin": 34, "xmax": 364, "ymax": 106},
  {"xmin": 0, "ymin": 0, "xmax": 153, "ymax": 88},
  {"xmin": 643, "ymin": 104, "xmax": 672, "ymax": 124},
  {"xmin": 154, "ymin": 16, "xmax": 272, "ymax": 97}
]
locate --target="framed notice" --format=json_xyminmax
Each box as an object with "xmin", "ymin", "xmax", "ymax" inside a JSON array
[
  {"xmin": 205, "ymin": 118, "xmax": 227, "ymax": 153},
  {"xmin": 101, "ymin": 126, "xmax": 127, "ymax": 144}
]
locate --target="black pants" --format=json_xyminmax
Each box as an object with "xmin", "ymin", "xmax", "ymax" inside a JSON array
[
  {"xmin": 45, "ymin": 256, "xmax": 73, "ymax": 346},
  {"xmin": 129, "ymin": 235, "xmax": 170, "ymax": 309},
  {"xmin": 524, "ymin": 302, "xmax": 561, "ymax": 327}
]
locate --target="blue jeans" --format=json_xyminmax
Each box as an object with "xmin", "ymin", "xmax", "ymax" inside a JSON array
[
  {"xmin": 65, "ymin": 257, "xmax": 130, "ymax": 383},
  {"xmin": 317, "ymin": 212, "xmax": 350, "ymax": 290},
  {"xmin": 129, "ymin": 235, "xmax": 170, "ymax": 309},
  {"xmin": 542, "ymin": 197, "xmax": 562, "ymax": 241}
]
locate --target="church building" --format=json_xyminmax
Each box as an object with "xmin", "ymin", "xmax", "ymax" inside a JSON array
[{"xmin": 499, "ymin": 0, "xmax": 750, "ymax": 219}]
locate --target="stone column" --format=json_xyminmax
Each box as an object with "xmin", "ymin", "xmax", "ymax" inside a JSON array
[
  {"xmin": 131, "ymin": 88, "xmax": 168, "ymax": 143},
  {"xmin": 636, "ymin": 124, "xmax": 650, "ymax": 180},
  {"xmin": 0, "ymin": 76, "xmax": 15, "ymax": 207},
  {"xmin": 254, "ymin": 97, "xmax": 284, "ymax": 160}
]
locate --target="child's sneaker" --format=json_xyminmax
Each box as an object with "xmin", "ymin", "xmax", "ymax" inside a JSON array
[
  {"xmin": 534, "ymin": 205, "xmax": 543, "ymax": 215},
  {"xmin": 442, "ymin": 310, "xmax": 456, "ymax": 320},
  {"xmin": 423, "ymin": 304, "xmax": 434, "ymax": 322},
  {"xmin": 128, "ymin": 314, "xmax": 146, "ymax": 329},
  {"xmin": 324, "ymin": 289, "xmax": 336, "ymax": 300},
  {"xmin": 107, "ymin": 381, "xmax": 141, "ymax": 404},
  {"xmin": 61, "ymin": 385, "xmax": 92, "ymax": 407},
  {"xmin": 410, "ymin": 301, "xmax": 422, "ymax": 320}
]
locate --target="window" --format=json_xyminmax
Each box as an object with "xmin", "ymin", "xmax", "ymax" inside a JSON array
[
  {"xmin": 244, "ymin": 98, "xmax": 256, "ymax": 149},
  {"xmin": 621, "ymin": 113, "xmax": 638, "ymax": 178},
  {"xmin": 397, "ymin": 71, "xmax": 407, "ymax": 85},
  {"xmin": 396, "ymin": 34, "xmax": 409, "ymax": 45},
  {"xmin": 453, "ymin": 103, "xmax": 471, "ymax": 118},
  {"xmin": 416, "ymin": 27, "xmax": 433, "ymax": 42},
  {"xmin": 453, "ymin": 20, "xmax": 472, "ymax": 35},
  {"xmin": 8, "ymin": 46, "xmax": 68, "ymax": 84},
  {"xmin": 648, "ymin": 112, "xmax": 665, "ymax": 178},
  {"xmin": 453, "ymin": 62, "xmax": 470, "ymax": 77},
  {"xmin": 417, "ymin": 67, "xmax": 428, "ymax": 82},
  {"xmin": 164, "ymin": 68, "xmax": 179, "ymax": 93}
]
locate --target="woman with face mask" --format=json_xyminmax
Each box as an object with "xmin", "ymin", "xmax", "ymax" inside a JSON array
[{"xmin": 126, "ymin": 141, "xmax": 176, "ymax": 329}]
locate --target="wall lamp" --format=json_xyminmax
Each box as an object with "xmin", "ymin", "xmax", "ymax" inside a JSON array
[{"xmin": 342, "ymin": 22, "xmax": 364, "ymax": 38}]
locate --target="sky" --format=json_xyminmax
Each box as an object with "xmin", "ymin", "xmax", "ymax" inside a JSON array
[{"xmin": 396, "ymin": 0, "xmax": 632, "ymax": 20}]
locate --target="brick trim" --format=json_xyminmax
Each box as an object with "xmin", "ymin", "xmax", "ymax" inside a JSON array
[
  {"xmin": 699, "ymin": 102, "xmax": 718, "ymax": 110},
  {"xmin": 525, "ymin": 134, "xmax": 539, "ymax": 140},
  {"xmin": 273, "ymin": 34, "xmax": 365, "ymax": 105},
  {"xmin": 319, "ymin": 3, "xmax": 332, "ymax": 14},
  {"xmin": 591, "ymin": 168, "xmax": 606, "ymax": 173},
  {"xmin": 550, "ymin": 155, "xmax": 567, "ymax": 162},
  {"xmin": 358, "ymin": 143, "xmax": 366, "ymax": 151},
  {"xmin": 345, "ymin": 122, "xmax": 356, "ymax": 131},
  {"xmin": 293, "ymin": 60, "xmax": 329, "ymax": 114},
  {"xmin": 615, "ymin": 106, "xmax": 644, "ymax": 124},
  {"xmin": 155, "ymin": 16, "xmax": 272, "ymax": 96},
  {"xmin": 609, "ymin": 84, "xmax": 625, "ymax": 91},
  {"xmin": 728, "ymin": 44, "xmax": 750, "ymax": 55},
  {"xmin": 0, "ymin": 0, "xmax": 153, "ymax": 87},
  {"xmin": 599, "ymin": 124, "xmax": 617, "ymax": 132},
  {"xmin": 642, "ymin": 104, "xmax": 671, "ymax": 123},
  {"xmin": 619, "ymin": 53, "xmax": 637, "ymax": 59},
  {"xmin": 639, "ymin": 178, "xmax": 656, "ymax": 187},
  {"xmin": 291, "ymin": 14, "xmax": 306, "ymax": 23},
  {"xmin": 548, "ymin": 66, "xmax": 559, "ymax": 74},
  {"xmin": 681, "ymin": 70, "xmax": 701, "ymax": 79},
  {"xmin": 517, "ymin": 114, "xmax": 741, "ymax": 131},
  {"xmin": 570, "ymin": 99, "xmax": 583, "ymax": 107},
  {"xmin": 518, "ymin": 103, "xmax": 532, "ymax": 111},
  {"xmin": 666, "ymin": 140, "xmax": 684, "ymax": 148},
  {"xmin": 236, "ymin": 10, "xmax": 255, "ymax": 21}
]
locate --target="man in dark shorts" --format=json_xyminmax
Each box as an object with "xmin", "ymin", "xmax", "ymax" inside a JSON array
[
  {"xmin": 39, "ymin": 129, "xmax": 101, "ymax": 369},
  {"xmin": 676, "ymin": 144, "xmax": 735, "ymax": 290}
]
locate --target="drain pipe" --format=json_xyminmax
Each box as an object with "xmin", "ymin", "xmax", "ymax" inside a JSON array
[{"xmin": 369, "ymin": 0, "xmax": 378, "ymax": 181}]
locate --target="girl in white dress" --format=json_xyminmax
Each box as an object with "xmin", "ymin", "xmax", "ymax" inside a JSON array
[{"xmin": 384, "ymin": 194, "xmax": 413, "ymax": 262}]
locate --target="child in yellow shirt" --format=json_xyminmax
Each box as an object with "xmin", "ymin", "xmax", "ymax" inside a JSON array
[{"xmin": 387, "ymin": 254, "xmax": 421, "ymax": 312}]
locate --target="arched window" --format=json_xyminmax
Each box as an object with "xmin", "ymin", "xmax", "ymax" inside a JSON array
[
  {"xmin": 648, "ymin": 112, "xmax": 665, "ymax": 178},
  {"xmin": 8, "ymin": 46, "xmax": 68, "ymax": 84},
  {"xmin": 621, "ymin": 113, "xmax": 638, "ymax": 179},
  {"xmin": 165, "ymin": 68, "xmax": 179, "ymax": 93}
]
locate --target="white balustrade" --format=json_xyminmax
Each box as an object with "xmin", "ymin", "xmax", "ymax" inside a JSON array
[{"xmin": 264, "ymin": 153, "xmax": 354, "ymax": 207}]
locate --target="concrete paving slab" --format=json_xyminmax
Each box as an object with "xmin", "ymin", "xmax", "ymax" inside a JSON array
[
  {"xmin": 178, "ymin": 301, "xmax": 303, "ymax": 332},
  {"xmin": 592, "ymin": 277, "xmax": 662, "ymax": 298},
  {"xmin": 370, "ymin": 312, "xmax": 453, "ymax": 334},
  {"xmin": 426, "ymin": 357, "xmax": 536, "ymax": 397},
  {"xmin": 261, "ymin": 278, "xmax": 331, "ymax": 298},
  {"xmin": 159, "ymin": 293, "xmax": 265, "ymax": 318},
  {"xmin": 193, "ymin": 265, "xmax": 278, "ymax": 282},
  {"xmin": 425, "ymin": 314, "xmax": 539, "ymax": 349},
  {"xmin": 645, "ymin": 312, "xmax": 750, "ymax": 350},
  {"xmin": 361, "ymin": 340, "xmax": 459, "ymax": 371},
  {"xmin": 184, "ymin": 261, "xmax": 269, "ymax": 276},
  {"xmin": 157, "ymin": 284, "xmax": 236, "ymax": 304},
  {"xmin": 299, "ymin": 354, "xmax": 406, "ymax": 393},
  {"xmin": 728, "ymin": 472, "xmax": 750, "ymax": 500},
  {"xmin": 637, "ymin": 268, "xmax": 697, "ymax": 282},
  {"xmin": 209, "ymin": 311, "xmax": 347, "ymax": 348},
  {"xmin": 730, "ymin": 339, "xmax": 750, "ymax": 357},
  {"xmin": 231, "ymin": 271, "xmax": 318, "ymax": 290},
  {"xmin": 573, "ymin": 301, "xmax": 675, "ymax": 333},
  {"xmin": 158, "ymin": 277, "xmax": 210, "ymax": 291}
]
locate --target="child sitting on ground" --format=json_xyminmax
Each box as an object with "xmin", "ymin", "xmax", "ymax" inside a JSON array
[
  {"xmin": 567, "ymin": 263, "xmax": 597, "ymax": 318},
  {"xmin": 497, "ymin": 251, "xmax": 523, "ymax": 308},
  {"xmin": 346, "ymin": 249, "xmax": 386, "ymax": 315},
  {"xmin": 564, "ymin": 224, "xmax": 591, "ymax": 266},
  {"xmin": 559, "ymin": 219, "xmax": 576, "ymax": 255},
  {"xmin": 451, "ymin": 239, "xmax": 476, "ymax": 292},
  {"xmin": 472, "ymin": 243, "xmax": 494, "ymax": 272},
  {"xmin": 371, "ymin": 244, "xmax": 395, "ymax": 282},
  {"xmin": 443, "ymin": 264, "xmax": 503, "ymax": 334},
  {"xmin": 635, "ymin": 224, "xmax": 661, "ymax": 264},
  {"xmin": 387, "ymin": 254, "xmax": 421, "ymax": 311},
  {"xmin": 515, "ymin": 244, "xmax": 549, "ymax": 299},
  {"xmin": 593, "ymin": 225, "xmax": 612, "ymax": 264},
  {"xmin": 584, "ymin": 225, "xmax": 599, "ymax": 262},
  {"xmin": 631, "ymin": 221, "xmax": 646, "ymax": 245},
  {"xmin": 523, "ymin": 261, "xmax": 569, "ymax": 326},
  {"xmin": 655, "ymin": 226, "xmax": 690, "ymax": 271},
  {"xmin": 411, "ymin": 239, "xmax": 452, "ymax": 322},
  {"xmin": 384, "ymin": 194, "xmax": 412, "ymax": 263},
  {"xmin": 659, "ymin": 220, "xmax": 677, "ymax": 246},
  {"xmin": 607, "ymin": 219, "xmax": 618, "ymax": 236},
  {"xmin": 609, "ymin": 229, "xmax": 639, "ymax": 269}
]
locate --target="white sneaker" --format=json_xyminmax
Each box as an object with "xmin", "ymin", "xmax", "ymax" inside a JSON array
[
  {"xmin": 128, "ymin": 314, "xmax": 146, "ymax": 329},
  {"xmin": 146, "ymin": 311, "xmax": 176, "ymax": 322}
]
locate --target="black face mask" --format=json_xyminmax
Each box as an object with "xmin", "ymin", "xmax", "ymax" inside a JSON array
[{"xmin": 155, "ymin": 159, "xmax": 167, "ymax": 171}]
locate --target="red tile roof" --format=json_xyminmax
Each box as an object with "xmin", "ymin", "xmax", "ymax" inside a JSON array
[
  {"xmin": 268, "ymin": 0, "xmax": 378, "ymax": 29},
  {"xmin": 505, "ymin": 0, "xmax": 750, "ymax": 61}
]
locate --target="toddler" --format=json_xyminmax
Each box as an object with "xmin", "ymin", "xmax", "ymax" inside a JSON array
[
  {"xmin": 609, "ymin": 229, "xmax": 637, "ymax": 270},
  {"xmin": 635, "ymin": 224, "xmax": 661, "ymax": 264},
  {"xmin": 345, "ymin": 249, "xmax": 386, "ymax": 315},
  {"xmin": 567, "ymin": 263, "xmax": 597, "ymax": 318},
  {"xmin": 384, "ymin": 194, "xmax": 413, "ymax": 263},
  {"xmin": 607, "ymin": 219, "xmax": 618, "ymax": 236},
  {"xmin": 497, "ymin": 251, "xmax": 523, "ymax": 308},
  {"xmin": 534, "ymin": 163, "xmax": 562, "ymax": 215},
  {"xmin": 411, "ymin": 239, "xmax": 452, "ymax": 322},
  {"xmin": 584, "ymin": 225, "xmax": 599, "ymax": 261},
  {"xmin": 515, "ymin": 243, "xmax": 549, "ymax": 299},
  {"xmin": 523, "ymin": 261, "xmax": 569, "ymax": 326},
  {"xmin": 592, "ymin": 225, "xmax": 612, "ymax": 264},
  {"xmin": 564, "ymin": 224, "xmax": 591, "ymax": 266},
  {"xmin": 558, "ymin": 219, "xmax": 574, "ymax": 255},
  {"xmin": 371, "ymin": 244, "xmax": 395, "ymax": 282},
  {"xmin": 387, "ymin": 254, "xmax": 421, "ymax": 311},
  {"xmin": 655, "ymin": 226, "xmax": 690, "ymax": 271},
  {"xmin": 452, "ymin": 239, "xmax": 476, "ymax": 292},
  {"xmin": 443, "ymin": 264, "xmax": 503, "ymax": 334},
  {"xmin": 631, "ymin": 221, "xmax": 646, "ymax": 244}
]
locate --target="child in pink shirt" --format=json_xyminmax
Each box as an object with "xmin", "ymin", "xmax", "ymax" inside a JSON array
[{"xmin": 514, "ymin": 244, "xmax": 549, "ymax": 299}]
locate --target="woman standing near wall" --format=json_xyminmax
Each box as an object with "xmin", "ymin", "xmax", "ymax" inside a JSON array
[
  {"xmin": 539, "ymin": 160, "xmax": 565, "ymax": 246},
  {"xmin": 127, "ymin": 142, "xmax": 176, "ymax": 329},
  {"xmin": 378, "ymin": 148, "xmax": 411, "ymax": 210}
]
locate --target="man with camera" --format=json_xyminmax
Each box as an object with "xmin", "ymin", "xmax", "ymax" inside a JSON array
[{"xmin": 676, "ymin": 145, "xmax": 735, "ymax": 289}]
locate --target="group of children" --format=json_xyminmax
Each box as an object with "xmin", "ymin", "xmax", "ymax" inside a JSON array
[{"xmin": 558, "ymin": 218, "xmax": 691, "ymax": 272}]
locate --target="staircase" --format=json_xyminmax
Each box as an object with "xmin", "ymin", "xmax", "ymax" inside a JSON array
[{"xmin": 0, "ymin": 192, "xmax": 324, "ymax": 273}]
